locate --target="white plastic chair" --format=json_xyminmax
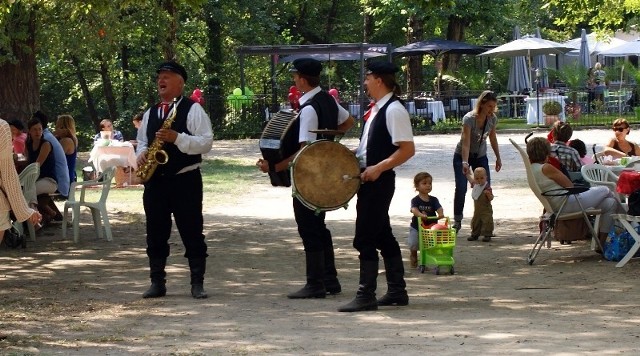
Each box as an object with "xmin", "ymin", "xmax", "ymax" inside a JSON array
[
  {"xmin": 14, "ymin": 163, "xmax": 40, "ymax": 241},
  {"xmin": 510, "ymin": 138, "xmax": 602, "ymax": 264},
  {"xmin": 62, "ymin": 166, "xmax": 116, "ymax": 242},
  {"xmin": 581, "ymin": 164, "xmax": 624, "ymax": 203}
]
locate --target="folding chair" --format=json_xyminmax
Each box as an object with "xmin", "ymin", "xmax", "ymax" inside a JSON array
[
  {"xmin": 510, "ymin": 138, "xmax": 603, "ymax": 265},
  {"xmin": 14, "ymin": 163, "xmax": 39, "ymax": 241},
  {"xmin": 62, "ymin": 166, "xmax": 116, "ymax": 242}
]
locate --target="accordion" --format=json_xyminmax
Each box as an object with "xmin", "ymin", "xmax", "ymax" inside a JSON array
[{"xmin": 259, "ymin": 110, "xmax": 298, "ymax": 187}]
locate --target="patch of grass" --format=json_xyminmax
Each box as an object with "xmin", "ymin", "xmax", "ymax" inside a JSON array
[
  {"xmin": 201, "ymin": 158, "xmax": 261, "ymax": 195},
  {"xmin": 70, "ymin": 158, "xmax": 259, "ymax": 205}
]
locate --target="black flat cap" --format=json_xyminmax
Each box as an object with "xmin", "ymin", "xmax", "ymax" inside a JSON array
[
  {"xmin": 366, "ymin": 62, "xmax": 399, "ymax": 75},
  {"xmin": 157, "ymin": 61, "xmax": 188, "ymax": 82},
  {"xmin": 289, "ymin": 58, "xmax": 322, "ymax": 77}
]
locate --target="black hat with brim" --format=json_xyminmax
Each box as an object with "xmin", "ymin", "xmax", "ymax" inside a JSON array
[
  {"xmin": 157, "ymin": 61, "xmax": 188, "ymax": 82},
  {"xmin": 366, "ymin": 62, "xmax": 399, "ymax": 75},
  {"xmin": 289, "ymin": 58, "xmax": 322, "ymax": 77}
]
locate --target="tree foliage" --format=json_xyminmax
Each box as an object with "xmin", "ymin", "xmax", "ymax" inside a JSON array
[{"xmin": 0, "ymin": 0, "xmax": 639, "ymax": 141}]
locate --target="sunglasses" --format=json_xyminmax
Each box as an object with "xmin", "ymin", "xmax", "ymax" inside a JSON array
[{"xmin": 613, "ymin": 127, "xmax": 627, "ymax": 132}]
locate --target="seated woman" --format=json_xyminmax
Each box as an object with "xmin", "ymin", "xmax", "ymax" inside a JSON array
[
  {"xmin": 53, "ymin": 115, "xmax": 78, "ymax": 183},
  {"xmin": 25, "ymin": 117, "xmax": 59, "ymax": 223},
  {"xmin": 0, "ymin": 118, "xmax": 41, "ymax": 244},
  {"xmin": 93, "ymin": 119, "xmax": 124, "ymax": 142},
  {"xmin": 8, "ymin": 118, "xmax": 27, "ymax": 155},
  {"xmin": 527, "ymin": 137, "xmax": 625, "ymax": 250},
  {"xmin": 602, "ymin": 118, "xmax": 640, "ymax": 158}
]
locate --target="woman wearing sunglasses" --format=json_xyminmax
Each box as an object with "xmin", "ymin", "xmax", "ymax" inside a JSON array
[{"xmin": 603, "ymin": 118, "xmax": 640, "ymax": 158}]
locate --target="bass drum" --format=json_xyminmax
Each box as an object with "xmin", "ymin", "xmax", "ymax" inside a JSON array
[{"xmin": 290, "ymin": 140, "xmax": 361, "ymax": 212}]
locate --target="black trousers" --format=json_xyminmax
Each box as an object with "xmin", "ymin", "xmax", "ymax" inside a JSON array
[
  {"xmin": 144, "ymin": 169, "xmax": 208, "ymax": 260},
  {"xmin": 292, "ymin": 197, "xmax": 333, "ymax": 252},
  {"xmin": 353, "ymin": 171, "xmax": 401, "ymax": 261}
]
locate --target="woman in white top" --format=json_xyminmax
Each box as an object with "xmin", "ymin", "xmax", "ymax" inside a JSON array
[{"xmin": 527, "ymin": 137, "xmax": 624, "ymax": 249}]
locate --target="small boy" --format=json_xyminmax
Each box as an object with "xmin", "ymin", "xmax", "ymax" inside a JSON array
[
  {"xmin": 408, "ymin": 172, "xmax": 444, "ymax": 268},
  {"xmin": 466, "ymin": 167, "xmax": 494, "ymax": 242}
]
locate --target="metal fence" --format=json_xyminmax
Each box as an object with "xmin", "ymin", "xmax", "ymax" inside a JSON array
[{"xmin": 209, "ymin": 87, "xmax": 640, "ymax": 138}]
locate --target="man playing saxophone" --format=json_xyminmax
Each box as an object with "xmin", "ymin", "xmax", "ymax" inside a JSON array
[{"xmin": 136, "ymin": 61, "xmax": 214, "ymax": 299}]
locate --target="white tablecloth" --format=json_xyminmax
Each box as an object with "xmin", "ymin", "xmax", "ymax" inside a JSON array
[
  {"xmin": 408, "ymin": 100, "xmax": 446, "ymax": 122},
  {"xmin": 348, "ymin": 103, "xmax": 361, "ymax": 118},
  {"xmin": 525, "ymin": 96, "xmax": 567, "ymax": 125},
  {"xmin": 89, "ymin": 142, "xmax": 138, "ymax": 173}
]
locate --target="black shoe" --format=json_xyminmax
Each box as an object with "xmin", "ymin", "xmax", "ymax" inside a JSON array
[
  {"xmin": 191, "ymin": 284, "xmax": 208, "ymax": 299},
  {"xmin": 287, "ymin": 284, "xmax": 326, "ymax": 299},
  {"xmin": 560, "ymin": 240, "xmax": 572, "ymax": 245},
  {"xmin": 338, "ymin": 297, "xmax": 378, "ymax": 312},
  {"xmin": 467, "ymin": 235, "xmax": 479, "ymax": 241},
  {"xmin": 482, "ymin": 236, "xmax": 492, "ymax": 242},
  {"xmin": 377, "ymin": 292, "xmax": 409, "ymax": 306},
  {"xmin": 325, "ymin": 281, "xmax": 342, "ymax": 295},
  {"xmin": 142, "ymin": 282, "xmax": 166, "ymax": 298}
]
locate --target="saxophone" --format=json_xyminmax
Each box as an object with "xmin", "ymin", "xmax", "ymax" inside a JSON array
[{"xmin": 136, "ymin": 98, "xmax": 178, "ymax": 183}]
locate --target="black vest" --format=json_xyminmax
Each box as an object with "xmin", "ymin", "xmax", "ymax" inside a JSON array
[
  {"xmin": 364, "ymin": 96, "xmax": 400, "ymax": 166},
  {"xmin": 281, "ymin": 90, "xmax": 339, "ymax": 159},
  {"xmin": 146, "ymin": 97, "xmax": 201, "ymax": 178}
]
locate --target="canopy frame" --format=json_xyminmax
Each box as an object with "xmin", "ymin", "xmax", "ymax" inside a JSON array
[{"xmin": 236, "ymin": 43, "xmax": 392, "ymax": 116}]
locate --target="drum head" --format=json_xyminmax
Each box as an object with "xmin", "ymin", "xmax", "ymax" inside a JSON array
[{"xmin": 291, "ymin": 140, "xmax": 360, "ymax": 211}]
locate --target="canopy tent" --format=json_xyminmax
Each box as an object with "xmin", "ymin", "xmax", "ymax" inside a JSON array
[
  {"xmin": 392, "ymin": 38, "xmax": 485, "ymax": 57},
  {"xmin": 393, "ymin": 38, "xmax": 485, "ymax": 95},
  {"xmin": 279, "ymin": 52, "xmax": 386, "ymax": 62},
  {"xmin": 236, "ymin": 43, "xmax": 392, "ymax": 116}
]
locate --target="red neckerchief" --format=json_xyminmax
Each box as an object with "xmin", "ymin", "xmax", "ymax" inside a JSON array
[{"xmin": 362, "ymin": 101, "xmax": 375, "ymax": 122}]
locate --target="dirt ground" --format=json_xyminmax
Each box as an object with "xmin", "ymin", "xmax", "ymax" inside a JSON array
[{"xmin": 2, "ymin": 128, "xmax": 640, "ymax": 355}]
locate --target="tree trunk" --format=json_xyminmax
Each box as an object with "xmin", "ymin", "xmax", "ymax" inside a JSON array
[
  {"xmin": 324, "ymin": 0, "xmax": 339, "ymax": 41},
  {"xmin": 443, "ymin": 16, "xmax": 468, "ymax": 74},
  {"xmin": 99, "ymin": 57, "xmax": 118, "ymax": 122},
  {"xmin": 204, "ymin": 0, "xmax": 226, "ymax": 130},
  {"xmin": 162, "ymin": 0, "xmax": 177, "ymax": 60},
  {"xmin": 0, "ymin": 4, "xmax": 40, "ymax": 121},
  {"xmin": 363, "ymin": 11, "xmax": 373, "ymax": 43},
  {"xmin": 406, "ymin": 14, "xmax": 424, "ymax": 98},
  {"xmin": 121, "ymin": 45, "xmax": 130, "ymax": 107},
  {"xmin": 70, "ymin": 56, "xmax": 100, "ymax": 130}
]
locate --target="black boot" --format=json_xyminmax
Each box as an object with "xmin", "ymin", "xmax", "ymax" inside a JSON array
[
  {"xmin": 142, "ymin": 258, "xmax": 167, "ymax": 298},
  {"xmin": 323, "ymin": 248, "xmax": 341, "ymax": 295},
  {"xmin": 188, "ymin": 257, "xmax": 208, "ymax": 299},
  {"xmin": 377, "ymin": 255, "xmax": 409, "ymax": 306},
  {"xmin": 287, "ymin": 250, "xmax": 326, "ymax": 299},
  {"xmin": 338, "ymin": 259, "xmax": 379, "ymax": 312}
]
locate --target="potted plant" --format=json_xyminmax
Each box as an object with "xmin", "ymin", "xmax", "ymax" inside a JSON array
[{"xmin": 542, "ymin": 100, "xmax": 562, "ymax": 125}]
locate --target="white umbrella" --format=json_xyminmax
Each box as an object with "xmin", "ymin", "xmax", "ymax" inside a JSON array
[
  {"xmin": 534, "ymin": 28, "xmax": 549, "ymax": 88},
  {"xmin": 504, "ymin": 26, "xmax": 530, "ymax": 93},
  {"xmin": 578, "ymin": 29, "xmax": 592, "ymax": 69},
  {"xmin": 564, "ymin": 32, "xmax": 627, "ymax": 55},
  {"xmin": 598, "ymin": 39, "xmax": 640, "ymax": 56},
  {"xmin": 481, "ymin": 35, "xmax": 574, "ymax": 90},
  {"xmin": 480, "ymin": 36, "xmax": 576, "ymax": 58}
]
